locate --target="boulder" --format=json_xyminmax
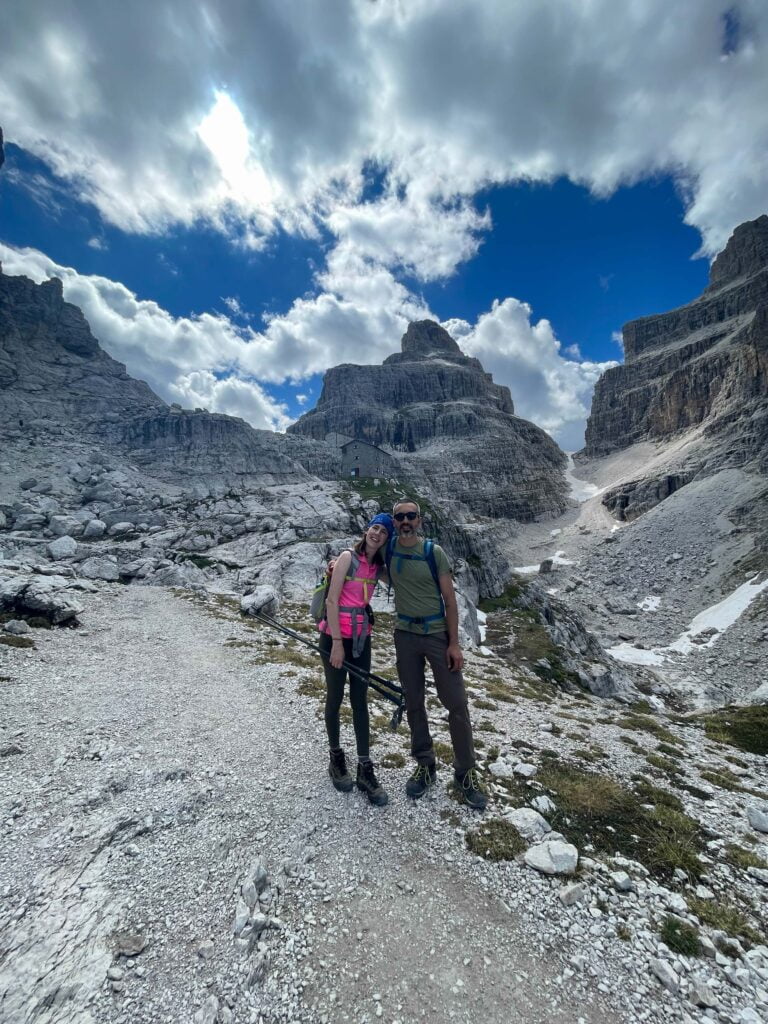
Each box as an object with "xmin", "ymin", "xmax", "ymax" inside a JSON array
[
  {"xmin": 47, "ymin": 536, "xmax": 77, "ymax": 560},
  {"xmin": 503, "ymin": 807, "xmax": 551, "ymax": 842},
  {"xmin": 747, "ymin": 803, "xmax": 768, "ymax": 834},
  {"xmin": 3, "ymin": 619, "xmax": 31, "ymax": 635},
  {"xmin": 14, "ymin": 576, "xmax": 84, "ymax": 624},
  {"xmin": 241, "ymin": 586, "xmax": 280, "ymax": 619},
  {"xmin": 48, "ymin": 515, "xmax": 84, "ymax": 538},
  {"xmin": 82, "ymin": 519, "xmax": 107, "ymax": 539},
  {"xmin": 524, "ymin": 840, "xmax": 578, "ymax": 876},
  {"xmin": 79, "ymin": 555, "xmax": 121, "ymax": 582}
]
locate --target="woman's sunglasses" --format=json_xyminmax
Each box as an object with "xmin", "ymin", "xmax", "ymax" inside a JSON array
[{"xmin": 394, "ymin": 511, "xmax": 419, "ymax": 522}]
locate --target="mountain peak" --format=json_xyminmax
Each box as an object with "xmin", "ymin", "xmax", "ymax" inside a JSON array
[
  {"xmin": 707, "ymin": 213, "xmax": 768, "ymax": 292},
  {"xmin": 400, "ymin": 319, "xmax": 463, "ymax": 358}
]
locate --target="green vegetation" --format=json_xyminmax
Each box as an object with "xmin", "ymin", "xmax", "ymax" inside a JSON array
[
  {"xmin": 432, "ymin": 741, "xmax": 454, "ymax": 764},
  {"xmin": 465, "ymin": 819, "xmax": 526, "ymax": 861},
  {"xmin": 688, "ymin": 895, "xmax": 764, "ymax": 948},
  {"xmin": 659, "ymin": 916, "xmax": 702, "ymax": 957},
  {"xmin": 696, "ymin": 705, "xmax": 768, "ymax": 756},
  {"xmin": 632, "ymin": 778, "xmax": 684, "ymax": 812},
  {"xmin": 724, "ymin": 843, "xmax": 768, "ymax": 872},
  {"xmin": 473, "ymin": 698, "xmax": 498, "ymax": 711},
  {"xmin": 616, "ymin": 713, "xmax": 681, "ymax": 745},
  {"xmin": 537, "ymin": 761, "xmax": 705, "ymax": 881},
  {"xmin": 0, "ymin": 635, "xmax": 35, "ymax": 649},
  {"xmin": 381, "ymin": 752, "xmax": 406, "ymax": 769},
  {"xmin": 478, "ymin": 579, "xmax": 526, "ymax": 614}
]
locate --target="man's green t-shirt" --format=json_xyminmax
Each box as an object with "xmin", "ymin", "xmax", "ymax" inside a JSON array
[{"xmin": 389, "ymin": 539, "xmax": 451, "ymax": 634}]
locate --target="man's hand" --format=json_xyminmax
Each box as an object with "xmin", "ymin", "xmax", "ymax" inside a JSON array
[{"xmin": 446, "ymin": 642, "xmax": 464, "ymax": 673}]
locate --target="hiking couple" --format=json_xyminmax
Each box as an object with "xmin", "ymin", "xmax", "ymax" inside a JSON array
[{"xmin": 317, "ymin": 498, "xmax": 487, "ymax": 811}]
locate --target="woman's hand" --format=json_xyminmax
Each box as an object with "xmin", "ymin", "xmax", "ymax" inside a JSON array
[{"xmin": 330, "ymin": 639, "xmax": 345, "ymax": 669}]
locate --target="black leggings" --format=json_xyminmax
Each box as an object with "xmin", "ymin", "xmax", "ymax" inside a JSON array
[{"xmin": 319, "ymin": 632, "xmax": 371, "ymax": 758}]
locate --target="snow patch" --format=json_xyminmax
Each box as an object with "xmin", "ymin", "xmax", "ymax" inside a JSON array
[
  {"xmin": 565, "ymin": 455, "xmax": 604, "ymax": 503},
  {"xmin": 476, "ymin": 607, "xmax": 487, "ymax": 643},
  {"xmin": 607, "ymin": 643, "xmax": 667, "ymax": 666},
  {"xmin": 638, "ymin": 596, "xmax": 661, "ymax": 612}
]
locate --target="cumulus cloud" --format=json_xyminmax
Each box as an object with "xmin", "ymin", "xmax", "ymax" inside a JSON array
[
  {"xmin": 447, "ymin": 300, "xmax": 617, "ymax": 452},
  {"xmin": 1, "ymin": 1, "xmax": 767, "ymax": 262},
  {"xmin": 1, "ymin": 241, "xmax": 614, "ymax": 449}
]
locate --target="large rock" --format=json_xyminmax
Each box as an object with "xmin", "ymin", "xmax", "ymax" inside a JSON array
[
  {"xmin": 288, "ymin": 320, "xmax": 568, "ymax": 521},
  {"xmin": 241, "ymin": 586, "xmax": 280, "ymax": 618},
  {"xmin": 79, "ymin": 555, "xmax": 121, "ymax": 582},
  {"xmin": 47, "ymin": 535, "xmax": 77, "ymax": 560},
  {"xmin": 524, "ymin": 840, "xmax": 578, "ymax": 875},
  {"xmin": 0, "ymin": 573, "xmax": 83, "ymax": 624}
]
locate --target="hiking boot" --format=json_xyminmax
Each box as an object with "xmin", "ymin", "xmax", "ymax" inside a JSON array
[
  {"xmin": 356, "ymin": 760, "xmax": 388, "ymax": 807},
  {"xmin": 454, "ymin": 768, "xmax": 487, "ymax": 811},
  {"xmin": 405, "ymin": 762, "xmax": 437, "ymax": 800},
  {"xmin": 328, "ymin": 748, "xmax": 354, "ymax": 793}
]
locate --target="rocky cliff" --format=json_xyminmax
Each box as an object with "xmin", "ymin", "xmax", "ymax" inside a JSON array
[
  {"xmin": 0, "ymin": 267, "xmax": 338, "ymax": 485},
  {"xmin": 583, "ymin": 215, "xmax": 768, "ymax": 473},
  {"xmin": 288, "ymin": 320, "xmax": 568, "ymax": 520}
]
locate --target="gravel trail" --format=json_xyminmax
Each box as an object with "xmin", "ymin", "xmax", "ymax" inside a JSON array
[{"xmin": 1, "ymin": 585, "xmax": 625, "ymax": 1024}]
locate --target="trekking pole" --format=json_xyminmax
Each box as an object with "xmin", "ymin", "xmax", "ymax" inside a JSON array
[{"xmin": 250, "ymin": 611, "xmax": 405, "ymax": 730}]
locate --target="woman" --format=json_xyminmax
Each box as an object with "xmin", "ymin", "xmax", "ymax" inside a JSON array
[{"xmin": 319, "ymin": 512, "xmax": 394, "ymax": 806}]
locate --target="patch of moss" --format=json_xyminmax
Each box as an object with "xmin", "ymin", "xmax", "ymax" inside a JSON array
[
  {"xmin": 476, "ymin": 720, "xmax": 499, "ymax": 733},
  {"xmin": 473, "ymin": 698, "xmax": 498, "ymax": 711},
  {"xmin": 699, "ymin": 768, "xmax": 746, "ymax": 793},
  {"xmin": 687, "ymin": 896, "xmax": 764, "ymax": 947},
  {"xmin": 297, "ymin": 676, "xmax": 326, "ymax": 699},
  {"xmin": 659, "ymin": 916, "xmax": 702, "ymax": 957},
  {"xmin": 616, "ymin": 922, "xmax": 632, "ymax": 941},
  {"xmin": 0, "ymin": 635, "xmax": 35, "ymax": 649},
  {"xmin": 646, "ymin": 753, "xmax": 682, "ymax": 777},
  {"xmin": 465, "ymin": 819, "xmax": 526, "ymax": 861},
  {"xmin": 697, "ymin": 705, "xmax": 768, "ymax": 756},
  {"xmin": 656, "ymin": 743, "xmax": 684, "ymax": 759},
  {"xmin": 440, "ymin": 809, "xmax": 461, "ymax": 827}
]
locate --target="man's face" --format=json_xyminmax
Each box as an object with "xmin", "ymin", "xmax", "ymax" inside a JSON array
[{"xmin": 393, "ymin": 503, "xmax": 420, "ymax": 538}]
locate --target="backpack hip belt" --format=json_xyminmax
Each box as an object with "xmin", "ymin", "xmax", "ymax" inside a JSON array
[{"xmin": 338, "ymin": 604, "xmax": 372, "ymax": 659}]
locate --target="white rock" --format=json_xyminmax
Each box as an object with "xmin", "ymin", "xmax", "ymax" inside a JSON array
[
  {"xmin": 82, "ymin": 518, "xmax": 107, "ymax": 539},
  {"xmin": 504, "ymin": 807, "xmax": 551, "ymax": 841},
  {"xmin": 610, "ymin": 871, "xmax": 635, "ymax": 893},
  {"xmin": 232, "ymin": 898, "xmax": 249, "ymax": 936},
  {"xmin": 747, "ymin": 804, "xmax": 768, "ymax": 834},
  {"xmin": 694, "ymin": 885, "xmax": 714, "ymax": 900},
  {"xmin": 513, "ymin": 762, "xmax": 538, "ymax": 779},
  {"xmin": 489, "ymin": 760, "xmax": 517, "ymax": 779},
  {"xmin": 108, "ymin": 521, "xmax": 135, "ymax": 536},
  {"xmin": 47, "ymin": 536, "xmax": 77, "ymax": 560},
  {"xmin": 240, "ymin": 586, "xmax": 280, "ymax": 618},
  {"xmin": 524, "ymin": 840, "xmax": 578, "ymax": 876},
  {"xmin": 651, "ymin": 958, "xmax": 679, "ymax": 994},
  {"xmin": 3, "ymin": 619, "xmax": 30, "ymax": 635},
  {"xmin": 79, "ymin": 555, "xmax": 120, "ymax": 582},
  {"xmin": 531, "ymin": 794, "xmax": 556, "ymax": 815},
  {"xmin": 689, "ymin": 977, "xmax": 718, "ymax": 1008}
]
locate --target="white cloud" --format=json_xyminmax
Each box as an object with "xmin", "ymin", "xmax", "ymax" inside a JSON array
[
  {"xmin": 1, "ymin": 240, "xmax": 610, "ymax": 447},
  {"xmin": 453, "ymin": 299, "xmax": 618, "ymax": 452},
  {"xmin": 612, "ymin": 330, "xmax": 625, "ymax": 353},
  {"xmin": 1, "ymin": 1, "xmax": 766, "ymax": 260}
]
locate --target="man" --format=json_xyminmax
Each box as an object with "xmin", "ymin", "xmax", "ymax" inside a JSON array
[{"xmin": 387, "ymin": 498, "xmax": 486, "ymax": 811}]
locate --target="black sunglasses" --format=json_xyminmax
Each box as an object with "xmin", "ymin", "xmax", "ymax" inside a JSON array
[{"xmin": 394, "ymin": 511, "xmax": 419, "ymax": 522}]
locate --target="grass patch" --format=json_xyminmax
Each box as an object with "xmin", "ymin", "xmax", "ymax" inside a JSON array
[
  {"xmin": 432, "ymin": 741, "xmax": 454, "ymax": 764},
  {"xmin": 632, "ymin": 778, "xmax": 684, "ymax": 812},
  {"xmin": 478, "ymin": 580, "xmax": 526, "ymax": 614},
  {"xmin": 538, "ymin": 762, "xmax": 705, "ymax": 881},
  {"xmin": 698, "ymin": 767, "xmax": 767, "ymax": 798},
  {"xmin": 477, "ymin": 720, "xmax": 499, "ymax": 733},
  {"xmin": 0, "ymin": 635, "xmax": 35, "ymax": 649},
  {"xmin": 724, "ymin": 843, "xmax": 768, "ymax": 872},
  {"xmin": 619, "ymin": 735, "xmax": 647, "ymax": 753},
  {"xmin": 465, "ymin": 819, "xmax": 526, "ymax": 862},
  {"xmin": 381, "ymin": 752, "xmax": 406, "ymax": 769},
  {"xmin": 659, "ymin": 916, "xmax": 702, "ymax": 957},
  {"xmin": 473, "ymin": 698, "xmax": 498, "ymax": 711},
  {"xmin": 616, "ymin": 714, "xmax": 681, "ymax": 745},
  {"xmin": 485, "ymin": 680, "xmax": 516, "ymax": 704},
  {"xmin": 687, "ymin": 896, "xmax": 764, "ymax": 948},
  {"xmin": 646, "ymin": 753, "xmax": 682, "ymax": 776},
  {"xmin": 657, "ymin": 743, "xmax": 684, "ymax": 759},
  {"xmin": 697, "ymin": 705, "xmax": 768, "ymax": 756},
  {"xmin": 297, "ymin": 676, "xmax": 326, "ymax": 699}
]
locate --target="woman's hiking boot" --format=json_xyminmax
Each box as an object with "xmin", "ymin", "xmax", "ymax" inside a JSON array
[
  {"xmin": 328, "ymin": 748, "xmax": 354, "ymax": 792},
  {"xmin": 405, "ymin": 762, "xmax": 437, "ymax": 799},
  {"xmin": 356, "ymin": 760, "xmax": 388, "ymax": 807},
  {"xmin": 454, "ymin": 767, "xmax": 487, "ymax": 811}
]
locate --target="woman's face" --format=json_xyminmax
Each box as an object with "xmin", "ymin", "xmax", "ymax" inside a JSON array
[{"xmin": 365, "ymin": 523, "xmax": 389, "ymax": 550}]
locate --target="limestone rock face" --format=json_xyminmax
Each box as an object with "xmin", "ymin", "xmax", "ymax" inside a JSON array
[
  {"xmin": 0, "ymin": 272, "xmax": 166, "ymax": 429},
  {"xmin": 288, "ymin": 320, "xmax": 567, "ymax": 520},
  {"xmin": 583, "ymin": 215, "xmax": 768, "ymax": 474}
]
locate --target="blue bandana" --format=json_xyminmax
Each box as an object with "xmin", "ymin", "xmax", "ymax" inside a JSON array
[{"xmin": 367, "ymin": 512, "xmax": 394, "ymax": 541}]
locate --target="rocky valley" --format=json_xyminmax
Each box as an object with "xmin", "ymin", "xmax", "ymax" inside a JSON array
[{"xmin": 2, "ymin": 203, "xmax": 768, "ymax": 1024}]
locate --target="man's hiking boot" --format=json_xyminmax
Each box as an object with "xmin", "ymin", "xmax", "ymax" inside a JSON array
[
  {"xmin": 454, "ymin": 768, "xmax": 487, "ymax": 811},
  {"xmin": 328, "ymin": 748, "xmax": 354, "ymax": 793},
  {"xmin": 406, "ymin": 762, "xmax": 437, "ymax": 799},
  {"xmin": 356, "ymin": 760, "xmax": 388, "ymax": 807}
]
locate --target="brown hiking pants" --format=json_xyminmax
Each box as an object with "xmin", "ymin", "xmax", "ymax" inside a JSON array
[{"xmin": 394, "ymin": 629, "xmax": 476, "ymax": 776}]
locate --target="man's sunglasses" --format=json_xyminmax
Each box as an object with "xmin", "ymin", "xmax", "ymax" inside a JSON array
[{"xmin": 394, "ymin": 511, "xmax": 419, "ymax": 522}]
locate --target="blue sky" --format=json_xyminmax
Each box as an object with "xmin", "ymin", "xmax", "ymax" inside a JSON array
[{"xmin": 1, "ymin": 1, "xmax": 765, "ymax": 449}]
